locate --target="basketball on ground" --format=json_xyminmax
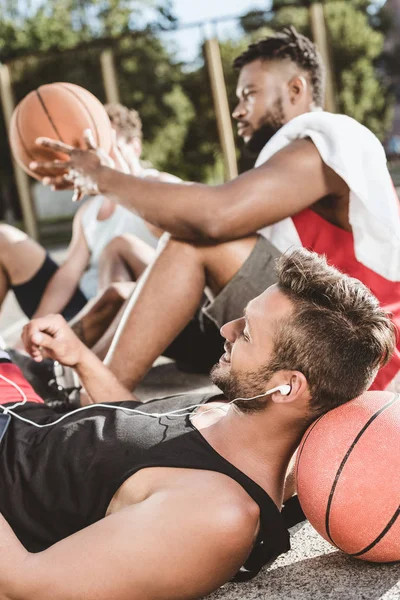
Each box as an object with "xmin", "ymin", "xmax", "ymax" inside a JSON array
[
  {"xmin": 9, "ymin": 82, "xmax": 113, "ymax": 180},
  {"xmin": 296, "ymin": 390, "xmax": 400, "ymax": 562}
]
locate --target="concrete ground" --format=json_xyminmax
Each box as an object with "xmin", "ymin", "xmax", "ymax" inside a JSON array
[{"xmin": 0, "ymin": 247, "xmax": 399, "ymax": 600}]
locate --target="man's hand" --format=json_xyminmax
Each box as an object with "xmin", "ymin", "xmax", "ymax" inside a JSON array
[
  {"xmin": 29, "ymin": 129, "xmax": 125, "ymax": 201},
  {"xmin": 22, "ymin": 314, "xmax": 87, "ymax": 367}
]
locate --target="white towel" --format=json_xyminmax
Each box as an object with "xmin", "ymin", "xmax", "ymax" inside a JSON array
[{"xmin": 256, "ymin": 112, "xmax": 400, "ymax": 282}]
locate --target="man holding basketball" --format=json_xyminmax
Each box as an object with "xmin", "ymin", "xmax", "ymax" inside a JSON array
[
  {"xmin": 32, "ymin": 27, "xmax": 400, "ymax": 394},
  {"xmin": 0, "ymin": 103, "xmax": 178, "ymax": 339},
  {"xmin": 0, "ymin": 249, "xmax": 394, "ymax": 599}
]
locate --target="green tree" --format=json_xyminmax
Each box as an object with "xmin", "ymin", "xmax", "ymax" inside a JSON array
[
  {"xmin": 0, "ymin": 0, "xmax": 195, "ymax": 222},
  {"xmin": 178, "ymin": 36, "xmax": 255, "ymax": 183},
  {"xmin": 0, "ymin": 0, "xmax": 176, "ymax": 61},
  {"xmin": 114, "ymin": 33, "xmax": 194, "ymax": 178}
]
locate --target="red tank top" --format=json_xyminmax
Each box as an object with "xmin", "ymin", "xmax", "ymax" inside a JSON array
[{"xmin": 292, "ymin": 208, "xmax": 400, "ymax": 390}]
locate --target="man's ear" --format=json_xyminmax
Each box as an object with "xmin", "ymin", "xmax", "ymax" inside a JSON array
[
  {"xmin": 271, "ymin": 371, "xmax": 309, "ymax": 404},
  {"xmin": 288, "ymin": 75, "xmax": 308, "ymax": 106}
]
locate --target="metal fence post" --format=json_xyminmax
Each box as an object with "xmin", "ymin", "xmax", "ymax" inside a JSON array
[
  {"xmin": 100, "ymin": 48, "xmax": 120, "ymax": 105},
  {"xmin": 309, "ymin": 2, "xmax": 337, "ymax": 113},
  {"xmin": 0, "ymin": 63, "xmax": 38, "ymax": 239},
  {"xmin": 204, "ymin": 38, "xmax": 238, "ymax": 181}
]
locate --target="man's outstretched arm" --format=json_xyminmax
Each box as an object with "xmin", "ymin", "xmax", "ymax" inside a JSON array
[
  {"xmin": 32, "ymin": 137, "xmax": 348, "ymax": 242},
  {"xmin": 22, "ymin": 314, "xmax": 136, "ymax": 403},
  {"xmin": 0, "ymin": 475, "xmax": 258, "ymax": 600}
]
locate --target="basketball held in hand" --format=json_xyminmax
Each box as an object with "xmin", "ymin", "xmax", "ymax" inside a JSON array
[
  {"xmin": 296, "ymin": 390, "xmax": 400, "ymax": 562},
  {"xmin": 9, "ymin": 82, "xmax": 113, "ymax": 180}
]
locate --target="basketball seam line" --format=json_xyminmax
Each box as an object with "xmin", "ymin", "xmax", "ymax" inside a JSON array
[
  {"xmin": 56, "ymin": 83, "xmax": 100, "ymax": 144},
  {"xmin": 325, "ymin": 393, "xmax": 400, "ymax": 550},
  {"xmin": 350, "ymin": 505, "xmax": 400, "ymax": 557},
  {"xmin": 35, "ymin": 90, "xmax": 64, "ymax": 142}
]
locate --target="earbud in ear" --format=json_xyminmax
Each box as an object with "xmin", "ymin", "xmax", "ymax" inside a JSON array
[
  {"xmin": 265, "ymin": 384, "xmax": 291, "ymax": 396},
  {"xmin": 232, "ymin": 383, "xmax": 292, "ymax": 405},
  {"xmin": 278, "ymin": 384, "xmax": 291, "ymax": 396}
]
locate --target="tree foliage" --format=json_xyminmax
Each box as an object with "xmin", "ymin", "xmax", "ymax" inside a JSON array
[
  {"xmin": 0, "ymin": 0, "xmax": 192, "ymax": 219},
  {"xmin": 0, "ymin": 0, "xmax": 176, "ymax": 61}
]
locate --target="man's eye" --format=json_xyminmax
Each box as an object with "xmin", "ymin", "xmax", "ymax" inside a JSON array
[
  {"xmin": 244, "ymin": 91, "xmax": 255, "ymax": 100},
  {"xmin": 239, "ymin": 331, "xmax": 249, "ymax": 342}
]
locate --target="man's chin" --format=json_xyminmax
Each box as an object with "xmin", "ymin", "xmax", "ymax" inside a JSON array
[
  {"xmin": 245, "ymin": 124, "xmax": 282, "ymax": 156},
  {"xmin": 210, "ymin": 362, "xmax": 228, "ymax": 388}
]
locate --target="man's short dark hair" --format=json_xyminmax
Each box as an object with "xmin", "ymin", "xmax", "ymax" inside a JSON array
[
  {"xmin": 270, "ymin": 249, "xmax": 396, "ymax": 417},
  {"xmin": 233, "ymin": 26, "xmax": 325, "ymax": 107},
  {"xmin": 104, "ymin": 103, "xmax": 143, "ymax": 142}
]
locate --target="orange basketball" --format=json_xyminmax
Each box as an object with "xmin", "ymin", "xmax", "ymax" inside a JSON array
[
  {"xmin": 9, "ymin": 82, "xmax": 113, "ymax": 180},
  {"xmin": 296, "ymin": 391, "xmax": 400, "ymax": 562}
]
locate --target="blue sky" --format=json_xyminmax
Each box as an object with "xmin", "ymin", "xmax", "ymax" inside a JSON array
[
  {"xmin": 159, "ymin": 0, "xmax": 386, "ymax": 63},
  {"xmin": 172, "ymin": 0, "xmax": 271, "ymax": 23},
  {"xmin": 161, "ymin": 0, "xmax": 272, "ymax": 63}
]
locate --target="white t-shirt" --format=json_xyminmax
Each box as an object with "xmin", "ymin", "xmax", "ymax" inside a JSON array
[
  {"xmin": 78, "ymin": 167, "xmax": 182, "ymax": 299},
  {"xmin": 78, "ymin": 196, "xmax": 157, "ymax": 299}
]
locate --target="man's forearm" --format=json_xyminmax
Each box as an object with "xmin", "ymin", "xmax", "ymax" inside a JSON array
[
  {"xmin": 98, "ymin": 166, "xmax": 223, "ymax": 241},
  {"xmin": 75, "ymin": 347, "xmax": 135, "ymax": 404}
]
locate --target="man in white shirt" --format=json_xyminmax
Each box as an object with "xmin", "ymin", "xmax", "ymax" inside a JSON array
[{"xmin": 0, "ymin": 104, "xmax": 177, "ymax": 331}]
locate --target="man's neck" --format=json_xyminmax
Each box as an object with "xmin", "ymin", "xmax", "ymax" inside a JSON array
[{"xmin": 195, "ymin": 403, "xmax": 308, "ymax": 507}]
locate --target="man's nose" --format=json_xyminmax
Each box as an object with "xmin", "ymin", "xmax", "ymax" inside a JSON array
[
  {"xmin": 220, "ymin": 317, "xmax": 244, "ymax": 342},
  {"xmin": 232, "ymin": 101, "xmax": 246, "ymax": 120}
]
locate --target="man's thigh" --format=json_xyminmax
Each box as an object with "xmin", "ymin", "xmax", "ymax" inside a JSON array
[
  {"xmin": 200, "ymin": 235, "xmax": 259, "ymax": 297},
  {"xmin": 202, "ymin": 234, "xmax": 281, "ymax": 329},
  {"xmin": 12, "ymin": 254, "xmax": 87, "ymax": 320},
  {"xmin": 164, "ymin": 235, "xmax": 281, "ymax": 372}
]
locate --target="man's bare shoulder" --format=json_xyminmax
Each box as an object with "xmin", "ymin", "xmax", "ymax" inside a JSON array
[
  {"xmin": 115, "ymin": 465, "xmax": 260, "ymax": 537},
  {"xmin": 20, "ymin": 468, "xmax": 261, "ymax": 599}
]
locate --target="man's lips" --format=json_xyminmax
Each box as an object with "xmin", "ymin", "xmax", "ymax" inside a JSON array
[
  {"xmin": 219, "ymin": 352, "xmax": 231, "ymax": 364},
  {"xmin": 237, "ymin": 123, "xmax": 250, "ymax": 136}
]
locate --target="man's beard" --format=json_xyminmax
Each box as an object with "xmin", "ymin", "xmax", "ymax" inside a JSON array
[
  {"xmin": 244, "ymin": 97, "xmax": 285, "ymax": 157},
  {"xmin": 210, "ymin": 362, "xmax": 276, "ymax": 414}
]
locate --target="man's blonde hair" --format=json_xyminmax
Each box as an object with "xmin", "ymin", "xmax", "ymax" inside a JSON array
[
  {"xmin": 105, "ymin": 103, "xmax": 142, "ymax": 142},
  {"xmin": 272, "ymin": 249, "xmax": 396, "ymax": 415}
]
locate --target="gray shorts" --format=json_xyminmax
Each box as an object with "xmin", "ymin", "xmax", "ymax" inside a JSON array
[
  {"xmin": 164, "ymin": 235, "xmax": 281, "ymax": 372},
  {"xmin": 201, "ymin": 234, "xmax": 281, "ymax": 328}
]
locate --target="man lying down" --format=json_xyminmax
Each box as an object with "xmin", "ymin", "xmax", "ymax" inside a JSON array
[{"xmin": 0, "ymin": 249, "xmax": 394, "ymax": 600}]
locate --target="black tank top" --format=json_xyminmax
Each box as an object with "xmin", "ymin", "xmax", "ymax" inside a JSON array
[{"xmin": 0, "ymin": 393, "xmax": 290, "ymax": 581}]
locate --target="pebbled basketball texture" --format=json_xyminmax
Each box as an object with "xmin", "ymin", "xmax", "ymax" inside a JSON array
[
  {"xmin": 296, "ymin": 390, "xmax": 400, "ymax": 562},
  {"xmin": 9, "ymin": 82, "xmax": 113, "ymax": 180}
]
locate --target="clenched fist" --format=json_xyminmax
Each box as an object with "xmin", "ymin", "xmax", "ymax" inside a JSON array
[{"xmin": 22, "ymin": 314, "xmax": 87, "ymax": 367}]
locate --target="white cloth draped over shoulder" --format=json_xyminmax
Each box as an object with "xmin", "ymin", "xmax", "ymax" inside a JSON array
[{"xmin": 255, "ymin": 111, "xmax": 400, "ymax": 282}]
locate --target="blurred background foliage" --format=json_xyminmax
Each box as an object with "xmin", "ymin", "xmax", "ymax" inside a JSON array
[{"xmin": 0, "ymin": 0, "xmax": 397, "ymax": 222}]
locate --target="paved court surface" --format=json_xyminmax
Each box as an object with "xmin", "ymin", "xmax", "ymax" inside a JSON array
[{"xmin": 0, "ymin": 246, "xmax": 399, "ymax": 600}]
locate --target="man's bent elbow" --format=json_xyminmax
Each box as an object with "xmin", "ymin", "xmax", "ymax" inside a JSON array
[
  {"xmin": 171, "ymin": 220, "xmax": 226, "ymax": 244},
  {"xmin": 195, "ymin": 212, "xmax": 233, "ymax": 243}
]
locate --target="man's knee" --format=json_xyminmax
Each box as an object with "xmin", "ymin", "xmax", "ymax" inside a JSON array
[
  {"xmin": 160, "ymin": 234, "xmax": 206, "ymax": 262},
  {"xmin": 101, "ymin": 236, "xmax": 127, "ymax": 260},
  {"xmin": 0, "ymin": 225, "xmax": 28, "ymax": 254},
  {"xmin": 103, "ymin": 281, "xmax": 134, "ymax": 305}
]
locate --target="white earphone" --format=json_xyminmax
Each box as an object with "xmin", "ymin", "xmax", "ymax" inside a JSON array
[
  {"xmin": 0, "ymin": 373, "xmax": 292, "ymax": 430},
  {"xmin": 266, "ymin": 384, "xmax": 291, "ymax": 396},
  {"xmin": 233, "ymin": 383, "xmax": 291, "ymax": 404}
]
